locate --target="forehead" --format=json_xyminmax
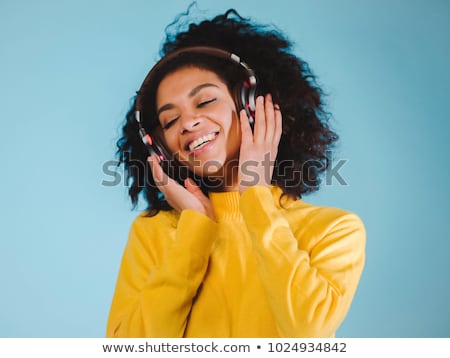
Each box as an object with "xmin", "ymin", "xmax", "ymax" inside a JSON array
[{"xmin": 157, "ymin": 66, "xmax": 225, "ymax": 97}]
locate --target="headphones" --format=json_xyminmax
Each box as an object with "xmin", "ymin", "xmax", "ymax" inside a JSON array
[{"xmin": 134, "ymin": 46, "xmax": 258, "ymax": 162}]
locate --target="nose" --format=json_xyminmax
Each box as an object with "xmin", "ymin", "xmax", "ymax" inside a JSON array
[{"xmin": 179, "ymin": 113, "xmax": 201, "ymax": 134}]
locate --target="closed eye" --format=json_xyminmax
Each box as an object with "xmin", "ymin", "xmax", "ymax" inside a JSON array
[
  {"xmin": 162, "ymin": 117, "xmax": 179, "ymax": 130},
  {"xmin": 197, "ymin": 98, "xmax": 216, "ymax": 108}
]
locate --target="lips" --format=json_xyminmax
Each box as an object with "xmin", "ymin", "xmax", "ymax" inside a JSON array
[{"xmin": 185, "ymin": 131, "xmax": 219, "ymax": 153}]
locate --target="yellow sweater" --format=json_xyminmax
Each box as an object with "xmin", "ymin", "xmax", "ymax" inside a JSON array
[{"xmin": 106, "ymin": 185, "xmax": 365, "ymax": 338}]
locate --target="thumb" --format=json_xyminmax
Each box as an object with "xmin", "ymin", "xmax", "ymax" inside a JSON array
[
  {"xmin": 185, "ymin": 178, "xmax": 210, "ymax": 206},
  {"xmin": 184, "ymin": 178, "xmax": 204, "ymax": 197},
  {"xmin": 185, "ymin": 178, "xmax": 215, "ymax": 221}
]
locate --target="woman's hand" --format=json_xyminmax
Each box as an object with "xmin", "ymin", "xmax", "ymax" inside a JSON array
[
  {"xmin": 238, "ymin": 94, "xmax": 282, "ymax": 194},
  {"xmin": 147, "ymin": 156, "xmax": 216, "ymax": 220}
]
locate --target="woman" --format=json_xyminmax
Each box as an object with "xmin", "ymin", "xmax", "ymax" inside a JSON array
[{"xmin": 107, "ymin": 8, "xmax": 365, "ymax": 338}]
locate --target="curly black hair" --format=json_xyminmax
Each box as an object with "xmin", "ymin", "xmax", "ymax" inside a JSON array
[{"xmin": 116, "ymin": 8, "xmax": 338, "ymax": 215}]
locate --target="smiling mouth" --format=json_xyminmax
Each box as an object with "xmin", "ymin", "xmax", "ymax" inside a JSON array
[{"xmin": 187, "ymin": 132, "xmax": 219, "ymax": 152}]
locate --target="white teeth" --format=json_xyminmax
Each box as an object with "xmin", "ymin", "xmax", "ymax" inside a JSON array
[{"xmin": 188, "ymin": 133, "xmax": 216, "ymax": 152}]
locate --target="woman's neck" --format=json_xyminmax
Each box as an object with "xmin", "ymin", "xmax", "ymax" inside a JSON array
[{"xmin": 203, "ymin": 158, "xmax": 240, "ymax": 193}]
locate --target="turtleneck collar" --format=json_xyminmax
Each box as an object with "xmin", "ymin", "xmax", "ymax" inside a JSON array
[{"xmin": 208, "ymin": 185, "xmax": 287, "ymax": 222}]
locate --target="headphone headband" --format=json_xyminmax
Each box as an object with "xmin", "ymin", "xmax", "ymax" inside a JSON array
[{"xmin": 135, "ymin": 46, "xmax": 256, "ymax": 111}]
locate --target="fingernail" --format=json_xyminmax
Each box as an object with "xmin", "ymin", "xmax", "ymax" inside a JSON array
[{"xmin": 267, "ymin": 93, "xmax": 272, "ymax": 101}]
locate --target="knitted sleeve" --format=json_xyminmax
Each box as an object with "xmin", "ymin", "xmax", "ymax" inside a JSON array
[
  {"xmin": 240, "ymin": 186, "xmax": 366, "ymax": 337},
  {"xmin": 106, "ymin": 210, "xmax": 217, "ymax": 337}
]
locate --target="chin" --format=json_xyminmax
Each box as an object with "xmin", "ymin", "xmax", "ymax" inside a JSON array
[{"xmin": 193, "ymin": 160, "xmax": 225, "ymax": 177}]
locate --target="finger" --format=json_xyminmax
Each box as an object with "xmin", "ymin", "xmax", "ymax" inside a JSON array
[
  {"xmin": 264, "ymin": 93, "xmax": 275, "ymax": 142},
  {"xmin": 185, "ymin": 178, "xmax": 215, "ymax": 220},
  {"xmin": 253, "ymin": 95, "xmax": 265, "ymax": 143},
  {"xmin": 273, "ymin": 104, "xmax": 283, "ymax": 153},
  {"xmin": 147, "ymin": 155, "xmax": 173, "ymax": 190},
  {"xmin": 147, "ymin": 155, "xmax": 164, "ymax": 185},
  {"xmin": 240, "ymin": 109, "xmax": 253, "ymax": 146},
  {"xmin": 185, "ymin": 178, "xmax": 208, "ymax": 204},
  {"xmin": 184, "ymin": 178, "xmax": 203, "ymax": 196}
]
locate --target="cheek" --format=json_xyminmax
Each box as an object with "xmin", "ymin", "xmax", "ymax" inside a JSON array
[
  {"xmin": 225, "ymin": 112, "xmax": 241, "ymax": 147},
  {"xmin": 162, "ymin": 130, "xmax": 180, "ymax": 153},
  {"xmin": 219, "ymin": 103, "xmax": 237, "ymax": 130}
]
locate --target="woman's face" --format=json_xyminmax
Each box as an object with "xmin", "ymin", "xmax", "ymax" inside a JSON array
[{"xmin": 156, "ymin": 66, "xmax": 241, "ymax": 177}]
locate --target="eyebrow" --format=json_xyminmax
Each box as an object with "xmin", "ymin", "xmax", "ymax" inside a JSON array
[{"xmin": 156, "ymin": 83, "xmax": 219, "ymax": 117}]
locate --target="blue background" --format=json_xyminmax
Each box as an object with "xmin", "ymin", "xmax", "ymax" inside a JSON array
[{"xmin": 1, "ymin": 0, "xmax": 449, "ymax": 337}]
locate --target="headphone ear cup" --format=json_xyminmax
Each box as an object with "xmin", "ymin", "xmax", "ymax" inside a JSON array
[
  {"xmin": 149, "ymin": 126, "xmax": 171, "ymax": 162},
  {"xmin": 232, "ymin": 84, "xmax": 244, "ymax": 113},
  {"xmin": 233, "ymin": 82, "xmax": 255, "ymax": 127},
  {"xmin": 149, "ymin": 126, "xmax": 188, "ymax": 184},
  {"xmin": 246, "ymin": 82, "xmax": 257, "ymax": 119}
]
